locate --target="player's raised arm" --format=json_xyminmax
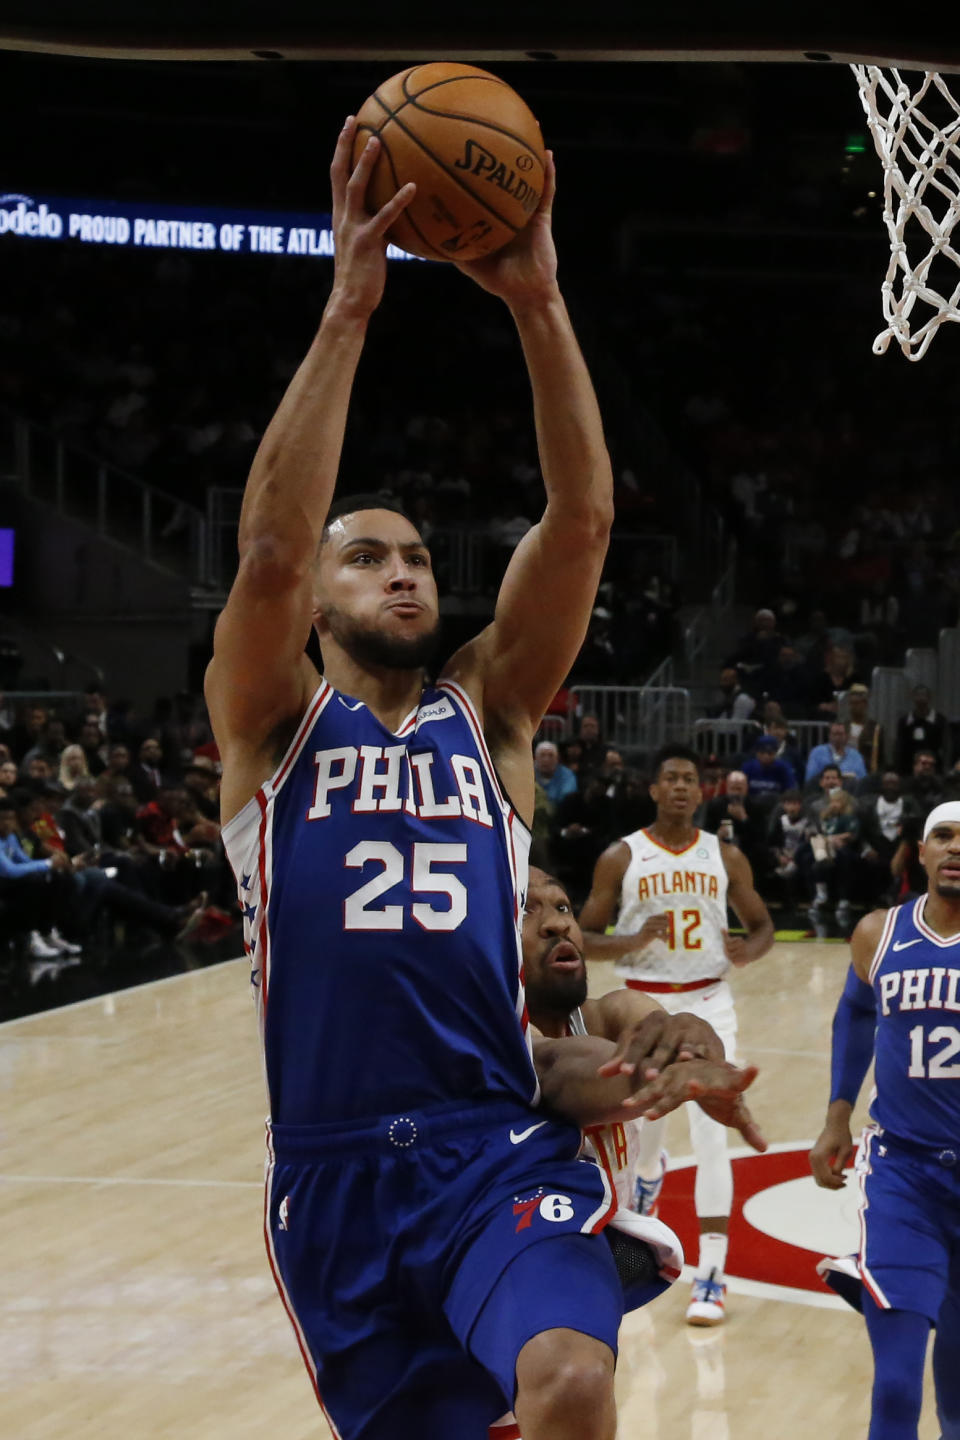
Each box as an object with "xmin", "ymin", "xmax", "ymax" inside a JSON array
[
  {"xmin": 446, "ymin": 154, "xmax": 614, "ymax": 741},
  {"xmin": 809, "ymin": 910, "xmax": 883, "ymax": 1189},
  {"xmin": 720, "ymin": 846, "xmax": 775, "ymax": 967},
  {"xmin": 205, "ymin": 124, "xmax": 415, "ymax": 803}
]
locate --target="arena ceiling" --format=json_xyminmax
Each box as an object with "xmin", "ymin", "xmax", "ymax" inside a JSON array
[{"xmin": 0, "ymin": 2, "xmax": 958, "ymax": 71}]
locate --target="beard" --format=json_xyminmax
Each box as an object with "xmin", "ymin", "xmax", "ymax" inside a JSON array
[
  {"xmin": 322, "ymin": 606, "xmax": 442, "ymax": 672},
  {"xmin": 526, "ymin": 961, "xmax": 589, "ymax": 1020}
]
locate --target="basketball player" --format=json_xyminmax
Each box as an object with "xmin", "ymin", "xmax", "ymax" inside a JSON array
[
  {"xmin": 485, "ymin": 867, "xmax": 768, "ymax": 1440},
  {"xmin": 578, "ymin": 743, "xmax": 775, "ymax": 1325},
  {"xmin": 523, "ymin": 865, "xmax": 767, "ymax": 1207},
  {"xmin": 206, "ymin": 123, "xmax": 750, "ymax": 1440},
  {"xmin": 810, "ymin": 801, "xmax": 960, "ymax": 1440}
]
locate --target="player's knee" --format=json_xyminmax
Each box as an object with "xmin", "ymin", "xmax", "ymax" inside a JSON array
[{"xmin": 516, "ymin": 1335, "xmax": 615, "ymax": 1439}]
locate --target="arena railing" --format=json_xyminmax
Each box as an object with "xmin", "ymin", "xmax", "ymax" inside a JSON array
[
  {"xmin": 869, "ymin": 666, "xmax": 915, "ymax": 768},
  {"xmin": 939, "ymin": 629, "xmax": 960, "ymax": 724},
  {"xmin": 3, "ymin": 410, "xmax": 208, "ymax": 586},
  {"xmin": 0, "ymin": 617, "xmax": 104, "ymax": 694},
  {"xmin": 904, "ymin": 646, "xmax": 938, "ymax": 696},
  {"xmin": 683, "ymin": 544, "xmax": 737, "ymax": 670},
  {"xmin": 558, "ymin": 685, "xmax": 691, "ymax": 756},
  {"xmin": 203, "ymin": 486, "xmax": 682, "ymax": 598},
  {"xmin": 692, "ymin": 717, "xmax": 834, "ymax": 765}
]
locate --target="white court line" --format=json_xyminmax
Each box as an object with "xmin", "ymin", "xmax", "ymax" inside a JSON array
[
  {"xmin": 0, "ymin": 1173, "xmax": 260, "ymax": 1189},
  {"xmin": 668, "ymin": 1142, "xmax": 848, "ymax": 1309},
  {"xmin": 0, "ymin": 954, "xmax": 245, "ymax": 1032}
]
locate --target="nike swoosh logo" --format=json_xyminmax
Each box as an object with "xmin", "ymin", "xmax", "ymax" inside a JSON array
[
  {"xmin": 509, "ymin": 1121, "xmax": 548, "ymax": 1145},
  {"xmin": 337, "ymin": 696, "xmax": 364, "ymax": 711},
  {"xmin": 892, "ymin": 938, "xmax": 922, "ymax": 951}
]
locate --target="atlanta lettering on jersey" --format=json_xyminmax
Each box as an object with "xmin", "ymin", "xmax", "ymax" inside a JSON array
[
  {"xmin": 584, "ymin": 1123, "xmax": 630, "ymax": 1172},
  {"xmin": 307, "ymin": 744, "xmax": 494, "ymax": 828},
  {"xmin": 878, "ymin": 965, "xmax": 960, "ymax": 1014},
  {"xmin": 636, "ymin": 870, "xmax": 720, "ymax": 901}
]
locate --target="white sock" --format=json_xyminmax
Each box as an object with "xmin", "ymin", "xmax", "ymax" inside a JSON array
[
  {"xmin": 696, "ymin": 1231, "xmax": 728, "ymax": 1279},
  {"xmin": 636, "ymin": 1151, "xmax": 665, "ymax": 1183},
  {"xmin": 815, "ymin": 882, "xmax": 828, "ymax": 902}
]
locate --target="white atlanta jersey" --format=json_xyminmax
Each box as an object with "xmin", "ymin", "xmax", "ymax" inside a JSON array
[
  {"xmin": 568, "ymin": 1005, "xmax": 645, "ymax": 1211},
  {"xmin": 613, "ymin": 827, "xmax": 730, "ymax": 987}
]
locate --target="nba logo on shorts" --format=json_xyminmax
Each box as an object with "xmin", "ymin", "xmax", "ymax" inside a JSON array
[{"xmin": 279, "ymin": 1195, "xmax": 290, "ymax": 1232}]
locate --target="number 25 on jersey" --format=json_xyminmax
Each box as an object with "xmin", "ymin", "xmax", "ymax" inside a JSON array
[{"xmin": 344, "ymin": 841, "xmax": 467, "ymax": 932}]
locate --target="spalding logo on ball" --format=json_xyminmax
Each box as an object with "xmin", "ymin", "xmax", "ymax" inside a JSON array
[{"xmin": 353, "ymin": 62, "xmax": 547, "ymax": 262}]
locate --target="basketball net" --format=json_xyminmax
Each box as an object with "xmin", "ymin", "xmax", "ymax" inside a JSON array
[{"xmin": 851, "ymin": 66, "xmax": 960, "ymax": 360}]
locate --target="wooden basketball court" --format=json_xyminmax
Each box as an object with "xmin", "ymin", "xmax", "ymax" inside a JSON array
[{"xmin": 0, "ymin": 940, "xmax": 939, "ymax": 1438}]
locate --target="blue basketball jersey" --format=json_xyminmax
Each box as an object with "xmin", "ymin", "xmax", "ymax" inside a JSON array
[
  {"xmin": 867, "ymin": 897, "xmax": 960, "ymax": 1147},
  {"xmin": 222, "ymin": 678, "xmax": 536, "ymax": 1125}
]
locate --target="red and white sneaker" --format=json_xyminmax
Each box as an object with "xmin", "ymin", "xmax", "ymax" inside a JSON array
[{"xmin": 686, "ymin": 1268, "xmax": 727, "ymax": 1326}]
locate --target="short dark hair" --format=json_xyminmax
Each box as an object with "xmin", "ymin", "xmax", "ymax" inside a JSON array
[
  {"xmin": 9, "ymin": 787, "xmax": 38, "ymax": 813},
  {"xmin": 652, "ymin": 743, "xmax": 702, "ymax": 779},
  {"xmin": 782, "ymin": 789, "xmax": 802, "ymax": 803},
  {"xmin": 821, "ymin": 763, "xmax": 842, "ymax": 778},
  {"xmin": 321, "ymin": 493, "xmax": 411, "ymax": 541}
]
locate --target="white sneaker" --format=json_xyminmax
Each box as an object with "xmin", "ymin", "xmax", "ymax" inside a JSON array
[
  {"xmin": 686, "ymin": 1268, "xmax": 727, "ymax": 1326},
  {"xmin": 633, "ymin": 1149, "xmax": 668, "ymax": 1217},
  {"xmin": 28, "ymin": 931, "xmax": 62, "ymax": 959},
  {"xmin": 47, "ymin": 927, "xmax": 83, "ymax": 956}
]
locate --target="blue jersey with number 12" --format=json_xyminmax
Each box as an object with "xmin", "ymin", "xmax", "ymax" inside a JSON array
[
  {"xmin": 222, "ymin": 678, "xmax": 536, "ymax": 1126},
  {"xmin": 867, "ymin": 896, "xmax": 960, "ymax": 1146}
]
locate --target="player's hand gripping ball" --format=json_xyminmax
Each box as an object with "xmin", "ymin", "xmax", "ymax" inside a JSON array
[{"xmin": 352, "ymin": 62, "xmax": 547, "ymax": 262}]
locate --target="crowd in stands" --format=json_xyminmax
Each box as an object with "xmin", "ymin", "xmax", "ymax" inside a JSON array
[
  {"xmin": 0, "ymin": 239, "xmax": 682, "ymax": 683},
  {"xmin": 0, "ymin": 684, "xmax": 236, "ymax": 984},
  {"xmin": 533, "ymin": 606, "xmax": 957, "ymax": 929}
]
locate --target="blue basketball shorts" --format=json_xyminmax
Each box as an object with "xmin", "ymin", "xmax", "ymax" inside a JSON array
[
  {"xmin": 264, "ymin": 1099, "xmax": 625, "ymax": 1440},
  {"xmin": 856, "ymin": 1126, "xmax": 960, "ymax": 1323}
]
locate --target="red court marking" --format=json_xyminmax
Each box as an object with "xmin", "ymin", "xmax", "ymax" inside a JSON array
[{"xmin": 660, "ymin": 1146, "xmax": 847, "ymax": 1295}]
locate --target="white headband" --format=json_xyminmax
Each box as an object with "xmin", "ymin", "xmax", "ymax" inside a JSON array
[{"xmin": 922, "ymin": 802, "xmax": 960, "ymax": 841}]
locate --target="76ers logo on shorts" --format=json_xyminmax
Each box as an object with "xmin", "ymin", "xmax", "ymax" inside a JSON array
[{"xmin": 512, "ymin": 1188, "xmax": 575, "ymax": 1232}]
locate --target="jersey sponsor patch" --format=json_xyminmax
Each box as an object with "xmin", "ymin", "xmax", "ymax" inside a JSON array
[{"xmin": 415, "ymin": 697, "xmax": 455, "ymax": 726}]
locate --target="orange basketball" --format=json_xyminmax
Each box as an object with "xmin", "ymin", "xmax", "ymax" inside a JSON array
[{"xmin": 352, "ymin": 62, "xmax": 546, "ymax": 262}]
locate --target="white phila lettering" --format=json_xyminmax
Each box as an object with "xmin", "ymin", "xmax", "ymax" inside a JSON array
[
  {"xmin": 353, "ymin": 745, "xmax": 405, "ymax": 813},
  {"xmin": 307, "ymin": 746, "xmax": 357, "ymax": 820},
  {"xmin": 900, "ymin": 969, "xmax": 930, "ymax": 1011},
  {"xmin": 452, "ymin": 756, "xmax": 493, "ymax": 828},
  {"xmin": 944, "ymin": 969, "xmax": 960, "ymax": 1014},
  {"xmin": 410, "ymin": 752, "xmax": 461, "ymax": 818},
  {"xmin": 879, "ymin": 972, "xmax": 900, "ymax": 1016}
]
